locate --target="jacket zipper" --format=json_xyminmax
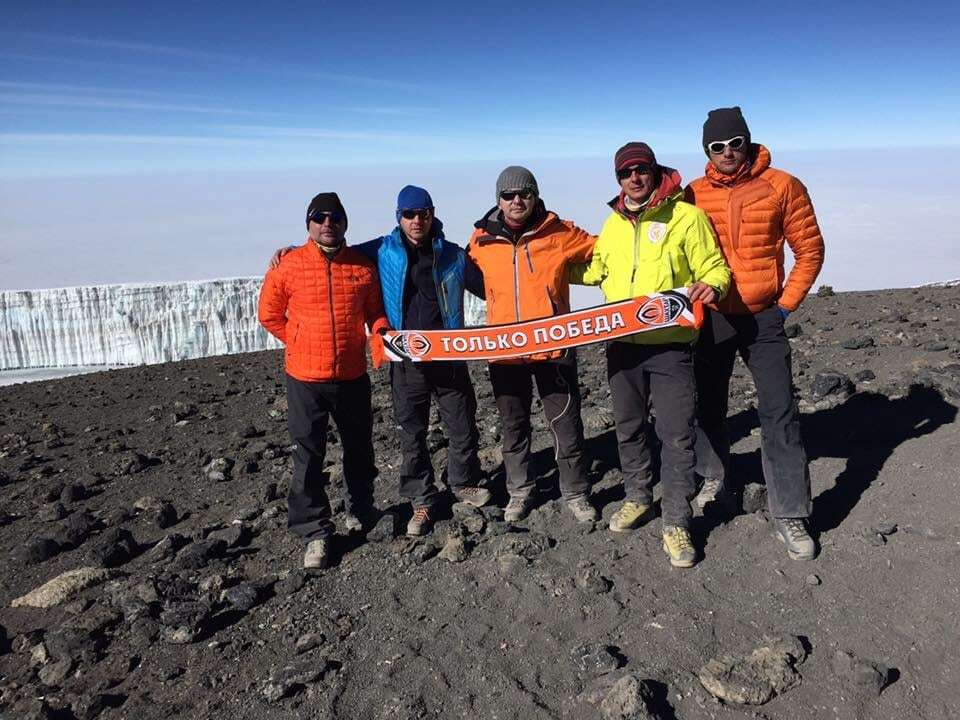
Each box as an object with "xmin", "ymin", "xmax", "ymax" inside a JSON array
[
  {"xmin": 432, "ymin": 242, "xmax": 448, "ymax": 322},
  {"xmin": 326, "ymin": 258, "xmax": 337, "ymax": 370},
  {"xmin": 512, "ymin": 244, "xmax": 521, "ymax": 321},
  {"xmin": 631, "ymin": 218, "xmax": 641, "ymax": 296}
]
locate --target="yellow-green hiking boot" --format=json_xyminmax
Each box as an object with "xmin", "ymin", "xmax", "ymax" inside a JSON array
[
  {"xmin": 608, "ymin": 501, "xmax": 650, "ymax": 533},
  {"xmin": 662, "ymin": 525, "xmax": 697, "ymax": 568}
]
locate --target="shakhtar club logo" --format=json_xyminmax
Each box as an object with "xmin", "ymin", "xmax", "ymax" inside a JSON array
[{"xmin": 636, "ymin": 293, "xmax": 686, "ymax": 326}]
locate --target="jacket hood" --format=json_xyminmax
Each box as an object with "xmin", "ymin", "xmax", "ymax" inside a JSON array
[
  {"xmin": 609, "ymin": 165, "xmax": 683, "ymax": 218},
  {"xmin": 704, "ymin": 144, "xmax": 771, "ymax": 186}
]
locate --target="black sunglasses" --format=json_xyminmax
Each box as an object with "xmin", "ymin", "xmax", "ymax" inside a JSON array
[
  {"xmin": 499, "ymin": 189, "xmax": 535, "ymax": 202},
  {"xmin": 707, "ymin": 136, "xmax": 747, "ymax": 154},
  {"xmin": 400, "ymin": 208, "xmax": 432, "ymax": 220},
  {"xmin": 310, "ymin": 211, "xmax": 346, "ymax": 225},
  {"xmin": 617, "ymin": 164, "xmax": 654, "ymax": 180}
]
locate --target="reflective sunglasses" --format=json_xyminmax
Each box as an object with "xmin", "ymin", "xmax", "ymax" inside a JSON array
[
  {"xmin": 400, "ymin": 208, "xmax": 432, "ymax": 220},
  {"xmin": 310, "ymin": 211, "xmax": 346, "ymax": 225},
  {"xmin": 616, "ymin": 164, "xmax": 654, "ymax": 180},
  {"xmin": 499, "ymin": 189, "xmax": 535, "ymax": 202},
  {"xmin": 707, "ymin": 136, "xmax": 746, "ymax": 154}
]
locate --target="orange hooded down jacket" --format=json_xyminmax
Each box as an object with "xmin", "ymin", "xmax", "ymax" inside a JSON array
[
  {"xmin": 685, "ymin": 145, "xmax": 824, "ymax": 315},
  {"xmin": 467, "ymin": 204, "xmax": 596, "ymax": 363},
  {"xmin": 258, "ymin": 240, "xmax": 388, "ymax": 382}
]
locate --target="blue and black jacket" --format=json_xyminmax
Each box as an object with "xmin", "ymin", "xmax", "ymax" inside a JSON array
[{"xmin": 354, "ymin": 219, "xmax": 484, "ymax": 330}]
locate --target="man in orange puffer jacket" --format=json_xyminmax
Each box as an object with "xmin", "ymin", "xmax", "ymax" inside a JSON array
[
  {"xmin": 685, "ymin": 107, "xmax": 825, "ymax": 560},
  {"xmin": 259, "ymin": 192, "xmax": 389, "ymax": 570},
  {"xmin": 467, "ymin": 166, "xmax": 598, "ymax": 524}
]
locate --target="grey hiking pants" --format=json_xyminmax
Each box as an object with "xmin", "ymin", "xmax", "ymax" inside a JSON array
[
  {"xmin": 607, "ymin": 341, "xmax": 697, "ymax": 528},
  {"xmin": 694, "ymin": 307, "xmax": 811, "ymax": 518}
]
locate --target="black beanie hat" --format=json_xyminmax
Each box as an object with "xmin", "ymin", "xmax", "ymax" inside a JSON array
[
  {"xmin": 702, "ymin": 106, "xmax": 751, "ymax": 154},
  {"xmin": 306, "ymin": 192, "xmax": 347, "ymax": 230}
]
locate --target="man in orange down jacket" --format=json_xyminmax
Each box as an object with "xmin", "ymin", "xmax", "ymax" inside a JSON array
[
  {"xmin": 685, "ymin": 107, "xmax": 825, "ymax": 560},
  {"xmin": 467, "ymin": 166, "xmax": 598, "ymax": 524},
  {"xmin": 258, "ymin": 192, "xmax": 389, "ymax": 570}
]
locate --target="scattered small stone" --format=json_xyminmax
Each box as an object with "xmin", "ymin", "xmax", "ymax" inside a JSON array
[
  {"xmin": 571, "ymin": 644, "xmax": 621, "ymax": 677},
  {"xmin": 209, "ymin": 522, "xmax": 250, "ymax": 548},
  {"xmin": 222, "ymin": 583, "xmax": 260, "ymax": 612},
  {"xmin": 145, "ymin": 533, "xmax": 189, "ymax": 563},
  {"xmin": 805, "ymin": 574, "xmax": 821, "ymax": 586},
  {"xmin": 812, "ymin": 371, "xmax": 854, "ymax": 399},
  {"xmin": 60, "ymin": 482, "xmax": 86, "ymax": 504},
  {"xmin": 295, "ymin": 632, "xmax": 326, "ymax": 654},
  {"xmin": 872, "ymin": 522, "xmax": 898, "ymax": 537},
  {"xmin": 366, "ymin": 513, "xmax": 399, "ymax": 543},
  {"xmin": 276, "ymin": 571, "xmax": 309, "ymax": 596},
  {"xmin": 261, "ymin": 663, "xmax": 324, "ymax": 702},
  {"xmin": 832, "ymin": 649, "xmax": 890, "ymax": 698},
  {"xmin": 438, "ymin": 536, "xmax": 469, "ymax": 563},
  {"xmin": 599, "ymin": 674, "xmax": 658, "ymax": 720},
  {"xmin": 12, "ymin": 536, "xmax": 61, "ymax": 565},
  {"xmin": 742, "ymin": 483, "xmax": 768, "ymax": 514},
  {"xmin": 38, "ymin": 502, "xmax": 68, "ymax": 522},
  {"xmin": 38, "ymin": 657, "xmax": 74, "ymax": 687},
  {"xmin": 855, "ymin": 369, "xmax": 876, "ymax": 382},
  {"xmin": 172, "ymin": 538, "xmax": 227, "ymax": 570},
  {"xmin": 203, "ymin": 457, "xmax": 234, "ymax": 483},
  {"xmin": 698, "ymin": 634, "xmax": 808, "ymax": 705},
  {"xmin": 842, "ymin": 335, "xmax": 874, "ymax": 350},
  {"xmin": 411, "ymin": 542, "xmax": 437, "ymax": 565},
  {"xmin": 784, "ymin": 323, "xmax": 803, "ymax": 339},
  {"xmin": 87, "ymin": 527, "xmax": 137, "ymax": 567},
  {"xmin": 12, "ymin": 567, "xmax": 113, "ymax": 608},
  {"xmin": 159, "ymin": 600, "xmax": 211, "ymax": 644},
  {"xmin": 576, "ymin": 567, "xmax": 613, "ymax": 594},
  {"xmin": 922, "ymin": 341, "xmax": 949, "ymax": 352}
]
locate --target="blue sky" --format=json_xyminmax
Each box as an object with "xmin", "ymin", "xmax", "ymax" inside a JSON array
[
  {"xmin": 1, "ymin": 1, "xmax": 959, "ymax": 292},
  {"xmin": 1, "ymin": 1, "xmax": 957, "ymax": 177}
]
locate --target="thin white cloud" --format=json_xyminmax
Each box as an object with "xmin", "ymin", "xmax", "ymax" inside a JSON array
[
  {"xmin": 0, "ymin": 92, "xmax": 276, "ymax": 116},
  {"xmin": 0, "ymin": 133, "xmax": 267, "ymax": 147},
  {"xmin": 13, "ymin": 32, "xmax": 425, "ymax": 91},
  {"xmin": 342, "ymin": 106, "xmax": 435, "ymax": 117},
  {"xmin": 220, "ymin": 124, "xmax": 409, "ymax": 142},
  {"xmin": 0, "ymin": 80, "xmax": 209, "ymax": 100}
]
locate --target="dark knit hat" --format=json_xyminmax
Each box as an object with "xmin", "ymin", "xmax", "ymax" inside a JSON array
[
  {"xmin": 306, "ymin": 192, "xmax": 347, "ymax": 229},
  {"xmin": 495, "ymin": 166, "xmax": 538, "ymax": 198},
  {"xmin": 396, "ymin": 185, "xmax": 434, "ymax": 222},
  {"xmin": 702, "ymin": 106, "xmax": 751, "ymax": 154},
  {"xmin": 614, "ymin": 142, "xmax": 657, "ymax": 175}
]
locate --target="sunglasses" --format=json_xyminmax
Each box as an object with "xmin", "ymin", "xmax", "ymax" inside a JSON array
[
  {"xmin": 310, "ymin": 211, "xmax": 346, "ymax": 225},
  {"xmin": 707, "ymin": 136, "xmax": 747, "ymax": 154},
  {"xmin": 499, "ymin": 189, "xmax": 535, "ymax": 202},
  {"xmin": 400, "ymin": 208, "xmax": 432, "ymax": 220},
  {"xmin": 616, "ymin": 164, "xmax": 654, "ymax": 180}
]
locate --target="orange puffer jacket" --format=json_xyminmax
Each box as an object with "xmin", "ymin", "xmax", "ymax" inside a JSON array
[
  {"xmin": 685, "ymin": 145, "xmax": 824, "ymax": 314},
  {"xmin": 467, "ymin": 204, "xmax": 595, "ymax": 363},
  {"xmin": 258, "ymin": 240, "xmax": 388, "ymax": 382}
]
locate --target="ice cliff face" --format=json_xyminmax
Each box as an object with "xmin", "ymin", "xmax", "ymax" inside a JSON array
[
  {"xmin": 0, "ymin": 279, "xmax": 281, "ymax": 371},
  {"xmin": 0, "ymin": 279, "xmax": 489, "ymax": 371}
]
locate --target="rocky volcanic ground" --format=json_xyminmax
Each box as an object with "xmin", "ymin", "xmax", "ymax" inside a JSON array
[{"xmin": 1, "ymin": 285, "xmax": 959, "ymax": 720}]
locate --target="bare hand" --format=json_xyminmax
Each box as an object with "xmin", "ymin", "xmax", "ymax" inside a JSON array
[
  {"xmin": 268, "ymin": 246, "xmax": 295, "ymax": 270},
  {"xmin": 687, "ymin": 282, "xmax": 718, "ymax": 304}
]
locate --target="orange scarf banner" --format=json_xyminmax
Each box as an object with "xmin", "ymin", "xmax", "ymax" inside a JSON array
[{"xmin": 381, "ymin": 289, "xmax": 703, "ymax": 362}]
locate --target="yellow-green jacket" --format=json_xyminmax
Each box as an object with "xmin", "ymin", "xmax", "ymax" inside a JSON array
[{"xmin": 571, "ymin": 172, "xmax": 730, "ymax": 345}]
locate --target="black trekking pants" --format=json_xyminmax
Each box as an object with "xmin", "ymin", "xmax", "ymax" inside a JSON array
[
  {"xmin": 694, "ymin": 307, "xmax": 811, "ymax": 518},
  {"xmin": 488, "ymin": 352, "xmax": 590, "ymax": 500},
  {"xmin": 286, "ymin": 373, "xmax": 377, "ymax": 540},
  {"xmin": 390, "ymin": 360, "xmax": 483, "ymax": 508},
  {"xmin": 607, "ymin": 341, "xmax": 697, "ymax": 528}
]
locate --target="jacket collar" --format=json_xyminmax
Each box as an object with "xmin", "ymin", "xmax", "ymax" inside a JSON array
[
  {"xmin": 608, "ymin": 165, "xmax": 683, "ymax": 220},
  {"xmin": 474, "ymin": 200, "xmax": 555, "ymax": 243},
  {"xmin": 703, "ymin": 144, "xmax": 771, "ymax": 186}
]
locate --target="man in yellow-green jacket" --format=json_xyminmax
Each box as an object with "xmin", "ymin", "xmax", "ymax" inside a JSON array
[{"xmin": 571, "ymin": 141, "xmax": 730, "ymax": 569}]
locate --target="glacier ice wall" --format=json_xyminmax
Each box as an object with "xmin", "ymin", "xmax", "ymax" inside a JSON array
[
  {"xmin": 0, "ymin": 278, "xmax": 490, "ymax": 371},
  {"xmin": 0, "ymin": 278, "xmax": 281, "ymax": 371}
]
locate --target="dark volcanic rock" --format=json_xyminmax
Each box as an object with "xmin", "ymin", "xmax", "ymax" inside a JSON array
[
  {"xmin": 742, "ymin": 483, "xmax": 769, "ymax": 514},
  {"xmin": 222, "ymin": 583, "xmax": 260, "ymax": 612},
  {"xmin": 811, "ymin": 371, "xmax": 854, "ymax": 399},
  {"xmin": 571, "ymin": 644, "xmax": 621, "ymax": 677},
  {"xmin": 841, "ymin": 335, "xmax": 874, "ymax": 350},
  {"xmin": 698, "ymin": 635, "xmax": 808, "ymax": 705},
  {"xmin": 208, "ymin": 522, "xmax": 250, "ymax": 548},
  {"xmin": 832, "ymin": 649, "xmax": 890, "ymax": 698},
  {"xmin": 172, "ymin": 538, "xmax": 227, "ymax": 570},
  {"xmin": 159, "ymin": 600, "xmax": 211, "ymax": 644},
  {"xmin": 367, "ymin": 512, "xmax": 399, "ymax": 543},
  {"xmin": 12, "ymin": 536, "xmax": 61, "ymax": 565},
  {"xmin": 88, "ymin": 527, "xmax": 137, "ymax": 567},
  {"xmin": 599, "ymin": 674, "xmax": 659, "ymax": 720}
]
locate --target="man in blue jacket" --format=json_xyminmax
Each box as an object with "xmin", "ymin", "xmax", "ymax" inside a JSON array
[{"xmin": 355, "ymin": 186, "xmax": 489, "ymax": 536}]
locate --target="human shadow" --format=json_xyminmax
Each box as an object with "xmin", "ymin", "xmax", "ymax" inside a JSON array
[{"xmin": 706, "ymin": 385, "xmax": 956, "ymax": 534}]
